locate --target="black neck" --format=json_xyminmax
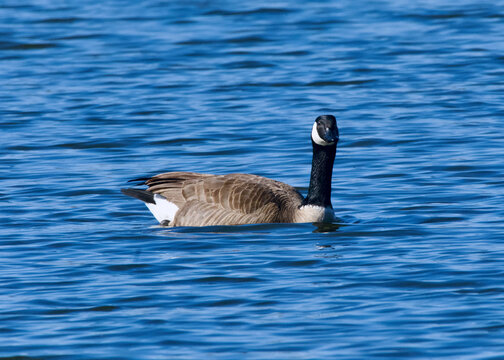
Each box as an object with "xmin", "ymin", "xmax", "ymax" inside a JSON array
[{"xmin": 302, "ymin": 140, "xmax": 336, "ymax": 208}]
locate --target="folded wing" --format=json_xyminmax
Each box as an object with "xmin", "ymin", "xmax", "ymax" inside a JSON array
[{"xmin": 142, "ymin": 172, "xmax": 303, "ymax": 226}]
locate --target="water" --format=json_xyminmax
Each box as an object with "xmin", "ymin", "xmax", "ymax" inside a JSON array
[{"xmin": 1, "ymin": 0, "xmax": 504, "ymax": 358}]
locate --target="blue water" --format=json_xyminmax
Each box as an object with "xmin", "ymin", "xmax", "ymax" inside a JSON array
[{"xmin": 1, "ymin": 0, "xmax": 504, "ymax": 358}]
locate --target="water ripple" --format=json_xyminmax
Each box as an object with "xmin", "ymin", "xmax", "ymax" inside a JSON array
[{"xmin": 1, "ymin": 0, "xmax": 504, "ymax": 359}]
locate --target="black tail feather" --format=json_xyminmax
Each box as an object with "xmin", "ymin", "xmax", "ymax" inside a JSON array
[
  {"xmin": 121, "ymin": 188, "xmax": 155, "ymax": 204},
  {"xmin": 127, "ymin": 177, "xmax": 150, "ymax": 184}
]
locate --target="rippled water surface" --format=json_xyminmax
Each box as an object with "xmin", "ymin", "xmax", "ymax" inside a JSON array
[{"xmin": 2, "ymin": 1, "xmax": 504, "ymax": 359}]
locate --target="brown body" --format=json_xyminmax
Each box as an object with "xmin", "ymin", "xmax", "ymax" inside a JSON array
[{"xmin": 144, "ymin": 172, "xmax": 305, "ymax": 227}]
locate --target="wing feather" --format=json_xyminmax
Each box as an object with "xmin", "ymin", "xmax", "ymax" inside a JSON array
[{"xmin": 140, "ymin": 172, "xmax": 303, "ymax": 226}]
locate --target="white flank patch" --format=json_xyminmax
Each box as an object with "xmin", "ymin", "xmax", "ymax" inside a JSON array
[
  {"xmin": 311, "ymin": 122, "xmax": 334, "ymax": 146},
  {"xmin": 145, "ymin": 194, "xmax": 179, "ymax": 223},
  {"xmin": 296, "ymin": 204, "xmax": 334, "ymax": 223}
]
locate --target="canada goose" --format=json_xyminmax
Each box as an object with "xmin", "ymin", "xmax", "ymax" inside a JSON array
[{"xmin": 122, "ymin": 115, "xmax": 339, "ymax": 227}]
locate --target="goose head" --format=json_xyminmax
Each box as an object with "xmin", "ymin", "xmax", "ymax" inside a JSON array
[{"xmin": 311, "ymin": 115, "xmax": 339, "ymax": 146}]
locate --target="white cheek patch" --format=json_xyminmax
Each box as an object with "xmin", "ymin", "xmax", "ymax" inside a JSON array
[{"xmin": 311, "ymin": 122, "xmax": 333, "ymax": 146}]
